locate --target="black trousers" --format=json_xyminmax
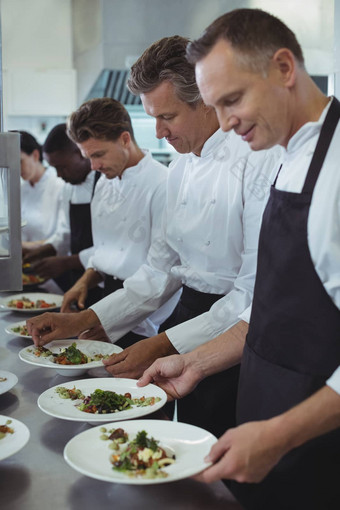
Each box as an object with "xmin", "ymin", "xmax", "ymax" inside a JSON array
[
  {"xmin": 103, "ymin": 274, "xmax": 147, "ymax": 349},
  {"xmin": 160, "ymin": 285, "xmax": 240, "ymax": 438}
]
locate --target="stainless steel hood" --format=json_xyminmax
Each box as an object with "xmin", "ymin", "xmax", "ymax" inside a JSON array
[{"xmin": 86, "ymin": 69, "xmax": 142, "ymax": 105}]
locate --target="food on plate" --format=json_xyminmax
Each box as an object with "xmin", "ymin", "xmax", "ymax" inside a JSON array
[
  {"xmin": 7, "ymin": 296, "xmax": 56, "ymax": 309},
  {"xmin": 22, "ymin": 273, "xmax": 45, "ymax": 285},
  {"xmin": 55, "ymin": 386, "xmax": 161, "ymax": 414},
  {"xmin": 101, "ymin": 428, "xmax": 175, "ymax": 479},
  {"xmin": 11, "ymin": 324, "xmax": 30, "ymax": 336},
  {"xmin": 28, "ymin": 342, "xmax": 111, "ymax": 365},
  {"xmin": 0, "ymin": 377, "xmax": 7, "ymax": 382},
  {"xmin": 0, "ymin": 419, "xmax": 14, "ymax": 440}
]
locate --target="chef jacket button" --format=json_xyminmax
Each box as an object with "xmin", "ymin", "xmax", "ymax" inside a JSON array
[
  {"xmin": 210, "ymin": 199, "xmax": 216, "ymax": 204},
  {"xmin": 205, "ymin": 241, "xmax": 211, "ymax": 246},
  {"xmin": 181, "ymin": 201, "xmax": 187, "ymax": 206},
  {"xmin": 113, "ymin": 276, "xmax": 117, "ymax": 280}
]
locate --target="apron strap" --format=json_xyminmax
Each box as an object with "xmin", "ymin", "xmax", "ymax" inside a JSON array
[{"xmin": 302, "ymin": 97, "xmax": 340, "ymax": 194}]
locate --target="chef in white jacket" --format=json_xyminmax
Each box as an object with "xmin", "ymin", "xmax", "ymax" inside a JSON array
[
  {"xmin": 60, "ymin": 97, "xmax": 180, "ymax": 348},
  {"xmin": 16, "ymin": 130, "xmax": 65, "ymax": 247},
  {"xmin": 27, "ymin": 37, "xmax": 281, "ymax": 438},
  {"xmin": 23, "ymin": 124, "xmax": 101, "ymax": 301}
]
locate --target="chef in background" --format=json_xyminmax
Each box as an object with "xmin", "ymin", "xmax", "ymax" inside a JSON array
[
  {"xmin": 23, "ymin": 124, "xmax": 102, "ymax": 305},
  {"xmin": 60, "ymin": 97, "xmax": 180, "ymax": 349},
  {"xmin": 15, "ymin": 130, "xmax": 65, "ymax": 253}
]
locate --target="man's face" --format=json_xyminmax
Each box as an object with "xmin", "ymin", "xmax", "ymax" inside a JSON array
[
  {"xmin": 77, "ymin": 136, "xmax": 129, "ymax": 180},
  {"xmin": 20, "ymin": 151, "xmax": 38, "ymax": 181},
  {"xmin": 44, "ymin": 149, "xmax": 90, "ymax": 184},
  {"xmin": 195, "ymin": 38, "xmax": 292, "ymax": 150},
  {"xmin": 141, "ymin": 81, "xmax": 209, "ymax": 156}
]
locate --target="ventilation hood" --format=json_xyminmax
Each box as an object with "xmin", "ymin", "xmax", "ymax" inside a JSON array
[{"xmin": 86, "ymin": 69, "xmax": 141, "ymax": 105}]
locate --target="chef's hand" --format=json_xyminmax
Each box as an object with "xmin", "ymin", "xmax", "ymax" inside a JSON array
[
  {"xmin": 26, "ymin": 309, "xmax": 100, "ymax": 346},
  {"xmin": 102, "ymin": 332, "xmax": 178, "ymax": 379},
  {"xmin": 137, "ymin": 353, "xmax": 202, "ymax": 401},
  {"xmin": 78, "ymin": 324, "xmax": 110, "ymax": 342},
  {"xmin": 32, "ymin": 256, "xmax": 66, "ymax": 279},
  {"xmin": 61, "ymin": 281, "xmax": 89, "ymax": 312},
  {"xmin": 194, "ymin": 419, "xmax": 287, "ymax": 484},
  {"xmin": 22, "ymin": 243, "xmax": 56, "ymax": 264}
]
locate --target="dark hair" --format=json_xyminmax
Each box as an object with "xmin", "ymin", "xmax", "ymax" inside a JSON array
[
  {"xmin": 10, "ymin": 130, "xmax": 43, "ymax": 162},
  {"xmin": 67, "ymin": 98, "xmax": 136, "ymax": 144},
  {"xmin": 127, "ymin": 36, "xmax": 201, "ymax": 107},
  {"xmin": 43, "ymin": 123, "xmax": 77, "ymax": 154},
  {"xmin": 187, "ymin": 8, "xmax": 305, "ymax": 74}
]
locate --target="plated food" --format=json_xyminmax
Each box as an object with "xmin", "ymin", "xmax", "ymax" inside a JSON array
[
  {"xmin": 5, "ymin": 321, "xmax": 31, "ymax": 338},
  {"xmin": 0, "ymin": 414, "xmax": 30, "ymax": 461},
  {"xmin": 22, "ymin": 273, "xmax": 45, "ymax": 286},
  {"xmin": 64, "ymin": 419, "xmax": 217, "ymax": 484},
  {"xmin": 0, "ymin": 292, "xmax": 63, "ymax": 313},
  {"xmin": 37, "ymin": 377, "xmax": 166, "ymax": 422},
  {"xmin": 19, "ymin": 340, "xmax": 123, "ymax": 376},
  {"xmin": 104, "ymin": 428, "xmax": 175, "ymax": 479},
  {"xmin": 22, "ymin": 263, "xmax": 46, "ymax": 287},
  {"xmin": 0, "ymin": 370, "xmax": 18, "ymax": 395}
]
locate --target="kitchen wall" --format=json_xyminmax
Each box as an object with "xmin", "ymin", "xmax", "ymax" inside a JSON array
[
  {"xmin": 0, "ymin": 0, "xmax": 337, "ymax": 147},
  {"xmin": 0, "ymin": 0, "xmax": 75, "ymax": 141},
  {"xmin": 73, "ymin": 0, "xmax": 335, "ymax": 102}
]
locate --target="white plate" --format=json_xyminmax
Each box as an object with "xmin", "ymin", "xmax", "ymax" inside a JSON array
[
  {"xmin": 64, "ymin": 419, "xmax": 217, "ymax": 484},
  {"xmin": 5, "ymin": 320, "xmax": 32, "ymax": 339},
  {"xmin": 0, "ymin": 414, "xmax": 30, "ymax": 461},
  {"xmin": 37, "ymin": 378, "xmax": 167, "ymax": 423},
  {"xmin": 0, "ymin": 371, "xmax": 18, "ymax": 395},
  {"xmin": 0, "ymin": 292, "xmax": 63, "ymax": 313},
  {"xmin": 19, "ymin": 339, "xmax": 122, "ymax": 376}
]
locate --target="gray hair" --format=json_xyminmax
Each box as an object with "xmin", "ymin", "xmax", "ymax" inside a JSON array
[{"xmin": 127, "ymin": 36, "xmax": 201, "ymax": 107}]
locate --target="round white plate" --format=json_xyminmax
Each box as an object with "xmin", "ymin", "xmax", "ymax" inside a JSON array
[
  {"xmin": 0, "ymin": 371, "xmax": 18, "ymax": 395},
  {"xmin": 64, "ymin": 419, "xmax": 217, "ymax": 484},
  {"xmin": 5, "ymin": 320, "xmax": 32, "ymax": 339},
  {"xmin": 0, "ymin": 292, "xmax": 63, "ymax": 313},
  {"xmin": 38, "ymin": 378, "xmax": 167, "ymax": 423},
  {"xmin": 0, "ymin": 414, "xmax": 30, "ymax": 461},
  {"xmin": 19, "ymin": 339, "xmax": 122, "ymax": 376}
]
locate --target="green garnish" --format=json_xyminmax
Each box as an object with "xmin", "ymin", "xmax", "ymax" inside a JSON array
[{"xmin": 133, "ymin": 430, "xmax": 159, "ymax": 451}]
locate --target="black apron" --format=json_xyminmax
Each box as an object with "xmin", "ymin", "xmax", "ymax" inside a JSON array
[
  {"xmin": 69, "ymin": 170, "xmax": 101, "ymax": 256},
  {"xmin": 230, "ymin": 98, "xmax": 340, "ymax": 510},
  {"xmin": 160, "ymin": 285, "xmax": 240, "ymax": 438}
]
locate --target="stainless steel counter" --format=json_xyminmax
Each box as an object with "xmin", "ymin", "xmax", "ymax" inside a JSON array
[{"xmin": 0, "ymin": 292, "xmax": 242, "ymax": 510}]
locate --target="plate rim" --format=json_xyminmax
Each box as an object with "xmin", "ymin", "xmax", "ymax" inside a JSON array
[
  {"xmin": 19, "ymin": 339, "xmax": 123, "ymax": 372},
  {"xmin": 0, "ymin": 414, "xmax": 30, "ymax": 461},
  {"xmin": 0, "ymin": 292, "xmax": 63, "ymax": 313},
  {"xmin": 5, "ymin": 320, "xmax": 32, "ymax": 338},
  {"xmin": 63, "ymin": 418, "xmax": 217, "ymax": 484},
  {"xmin": 0, "ymin": 370, "xmax": 19, "ymax": 395},
  {"xmin": 37, "ymin": 377, "xmax": 167, "ymax": 422}
]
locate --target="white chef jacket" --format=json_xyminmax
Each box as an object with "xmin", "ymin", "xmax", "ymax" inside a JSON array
[
  {"xmin": 46, "ymin": 170, "xmax": 96, "ymax": 256},
  {"xmin": 238, "ymin": 99, "xmax": 340, "ymax": 395},
  {"xmin": 91, "ymin": 129, "xmax": 282, "ymax": 350},
  {"xmin": 80, "ymin": 151, "xmax": 180, "ymax": 339},
  {"xmin": 21, "ymin": 167, "xmax": 65, "ymax": 242}
]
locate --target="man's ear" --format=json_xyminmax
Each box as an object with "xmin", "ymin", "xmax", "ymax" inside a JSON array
[
  {"xmin": 271, "ymin": 48, "xmax": 297, "ymax": 87},
  {"xmin": 32, "ymin": 148, "xmax": 41, "ymax": 162},
  {"xmin": 119, "ymin": 131, "xmax": 131, "ymax": 147}
]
